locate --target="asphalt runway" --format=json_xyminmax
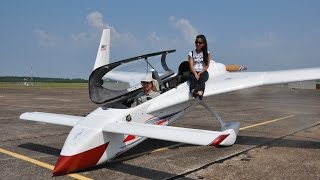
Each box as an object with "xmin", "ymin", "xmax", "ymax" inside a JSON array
[{"xmin": 0, "ymin": 85, "xmax": 319, "ymax": 180}]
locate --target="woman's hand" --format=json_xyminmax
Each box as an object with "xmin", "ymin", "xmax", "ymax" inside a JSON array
[{"xmin": 195, "ymin": 73, "xmax": 200, "ymax": 80}]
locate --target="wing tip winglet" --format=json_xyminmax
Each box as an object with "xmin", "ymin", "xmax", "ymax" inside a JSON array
[{"xmin": 208, "ymin": 134, "xmax": 230, "ymax": 147}]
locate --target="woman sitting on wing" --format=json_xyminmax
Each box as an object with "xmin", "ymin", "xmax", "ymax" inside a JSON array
[{"xmin": 188, "ymin": 34, "xmax": 211, "ymax": 100}]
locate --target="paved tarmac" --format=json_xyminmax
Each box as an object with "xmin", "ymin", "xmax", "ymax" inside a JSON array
[{"xmin": 0, "ymin": 85, "xmax": 319, "ymax": 180}]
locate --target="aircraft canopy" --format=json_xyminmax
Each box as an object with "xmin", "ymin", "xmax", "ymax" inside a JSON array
[{"xmin": 88, "ymin": 50, "xmax": 176, "ymax": 105}]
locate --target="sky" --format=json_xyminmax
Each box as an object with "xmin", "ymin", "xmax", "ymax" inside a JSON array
[{"xmin": 1, "ymin": 1, "xmax": 320, "ymax": 79}]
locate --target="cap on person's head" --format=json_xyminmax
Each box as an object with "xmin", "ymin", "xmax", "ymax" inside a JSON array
[{"xmin": 141, "ymin": 75, "xmax": 153, "ymax": 82}]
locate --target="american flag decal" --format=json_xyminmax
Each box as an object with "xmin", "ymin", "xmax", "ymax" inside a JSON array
[{"xmin": 100, "ymin": 45, "xmax": 107, "ymax": 51}]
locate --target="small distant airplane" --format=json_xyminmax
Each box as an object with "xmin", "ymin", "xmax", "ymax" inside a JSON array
[{"xmin": 20, "ymin": 29, "xmax": 320, "ymax": 175}]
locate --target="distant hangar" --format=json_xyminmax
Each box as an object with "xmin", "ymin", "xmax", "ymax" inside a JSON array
[{"xmin": 288, "ymin": 80, "xmax": 320, "ymax": 89}]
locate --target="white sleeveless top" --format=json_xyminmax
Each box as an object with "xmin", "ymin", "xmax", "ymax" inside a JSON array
[{"xmin": 188, "ymin": 50, "xmax": 210, "ymax": 72}]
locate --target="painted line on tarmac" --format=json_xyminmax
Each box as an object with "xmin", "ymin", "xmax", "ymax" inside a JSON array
[
  {"xmin": 114, "ymin": 114, "xmax": 296, "ymax": 163},
  {"xmin": 0, "ymin": 147, "xmax": 92, "ymax": 180},
  {"xmin": 240, "ymin": 114, "xmax": 296, "ymax": 130}
]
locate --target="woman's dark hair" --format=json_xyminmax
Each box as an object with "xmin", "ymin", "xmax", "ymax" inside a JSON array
[{"xmin": 196, "ymin": 35, "xmax": 208, "ymax": 65}]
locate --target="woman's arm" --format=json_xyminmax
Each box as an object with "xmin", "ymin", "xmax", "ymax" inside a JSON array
[
  {"xmin": 188, "ymin": 55, "xmax": 200, "ymax": 80},
  {"xmin": 188, "ymin": 55, "xmax": 197, "ymax": 75},
  {"xmin": 199, "ymin": 53, "xmax": 211, "ymax": 74}
]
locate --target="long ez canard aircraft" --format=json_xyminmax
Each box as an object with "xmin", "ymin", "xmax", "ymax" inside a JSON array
[{"xmin": 20, "ymin": 29, "xmax": 320, "ymax": 175}]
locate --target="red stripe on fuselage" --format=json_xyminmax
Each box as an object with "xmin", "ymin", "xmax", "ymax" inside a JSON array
[
  {"xmin": 53, "ymin": 143, "xmax": 109, "ymax": 175},
  {"xmin": 123, "ymin": 135, "xmax": 136, "ymax": 143},
  {"xmin": 155, "ymin": 119, "xmax": 168, "ymax": 125}
]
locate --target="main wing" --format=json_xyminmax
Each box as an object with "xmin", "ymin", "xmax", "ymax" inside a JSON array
[
  {"xmin": 205, "ymin": 67, "xmax": 320, "ymax": 97},
  {"xmin": 146, "ymin": 67, "xmax": 320, "ymax": 113}
]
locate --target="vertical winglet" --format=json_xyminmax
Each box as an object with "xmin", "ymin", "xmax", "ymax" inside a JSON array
[
  {"xmin": 208, "ymin": 134, "xmax": 230, "ymax": 147},
  {"xmin": 93, "ymin": 29, "xmax": 110, "ymax": 70}
]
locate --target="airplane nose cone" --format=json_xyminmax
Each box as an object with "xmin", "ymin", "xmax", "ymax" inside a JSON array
[{"xmin": 53, "ymin": 143, "xmax": 109, "ymax": 175}]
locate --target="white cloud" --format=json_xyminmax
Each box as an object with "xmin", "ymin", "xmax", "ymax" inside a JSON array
[
  {"xmin": 70, "ymin": 32, "xmax": 89, "ymax": 41},
  {"xmin": 86, "ymin": 11, "xmax": 120, "ymax": 38},
  {"xmin": 84, "ymin": 11, "xmax": 138, "ymax": 48},
  {"xmin": 69, "ymin": 12, "xmax": 192, "ymax": 59},
  {"xmin": 34, "ymin": 29, "xmax": 56, "ymax": 47},
  {"xmin": 148, "ymin": 32, "xmax": 161, "ymax": 41},
  {"xmin": 169, "ymin": 16, "xmax": 198, "ymax": 44},
  {"xmin": 240, "ymin": 32, "xmax": 279, "ymax": 48},
  {"xmin": 86, "ymin": 11, "xmax": 106, "ymax": 29}
]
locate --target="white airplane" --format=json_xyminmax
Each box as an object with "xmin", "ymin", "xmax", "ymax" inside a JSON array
[{"xmin": 20, "ymin": 29, "xmax": 320, "ymax": 175}]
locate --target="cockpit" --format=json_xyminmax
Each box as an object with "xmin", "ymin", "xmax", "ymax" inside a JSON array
[{"xmin": 89, "ymin": 49, "xmax": 189, "ymax": 109}]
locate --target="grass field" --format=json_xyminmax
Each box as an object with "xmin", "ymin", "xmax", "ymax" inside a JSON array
[{"xmin": 0, "ymin": 82, "xmax": 88, "ymax": 88}]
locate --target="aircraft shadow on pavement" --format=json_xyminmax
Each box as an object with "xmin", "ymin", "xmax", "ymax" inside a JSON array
[
  {"xmin": 236, "ymin": 135, "xmax": 320, "ymax": 149},
  {"xmin": 18, "ymin": 143, "xmax": 61, "ymax": 156},
  {"xmin": 17, "ymin": 139, "xmax": 191, "ymax": 158},
  {"xmin": 115, "ymin": 139, "xmax": 192, "ymax": 159},
  {"xmin": 17, "ymin": 135, "xmax": 320, "ymax": 159},
  {"xmin": 84, "ymin": 162, "xmax": 191, "ymax": 180}
]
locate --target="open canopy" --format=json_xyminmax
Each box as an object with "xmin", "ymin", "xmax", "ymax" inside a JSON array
[{"xmin": 89, "ymin": 50, "xmax": 176, "ymax": 105}]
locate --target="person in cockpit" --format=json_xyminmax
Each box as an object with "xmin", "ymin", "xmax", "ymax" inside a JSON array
[{"xmin": 131, "ymin": 75, "xmax": 160, "ymax": 107}]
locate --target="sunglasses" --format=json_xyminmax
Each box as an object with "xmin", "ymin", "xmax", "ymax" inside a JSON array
[
  {"xmin": 195, "ymin": 41, "xmax": 204, "ymax": 44},
  {"xmin": 141, "ymin": 81, "xmax": 152, "ymax": 84}
]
